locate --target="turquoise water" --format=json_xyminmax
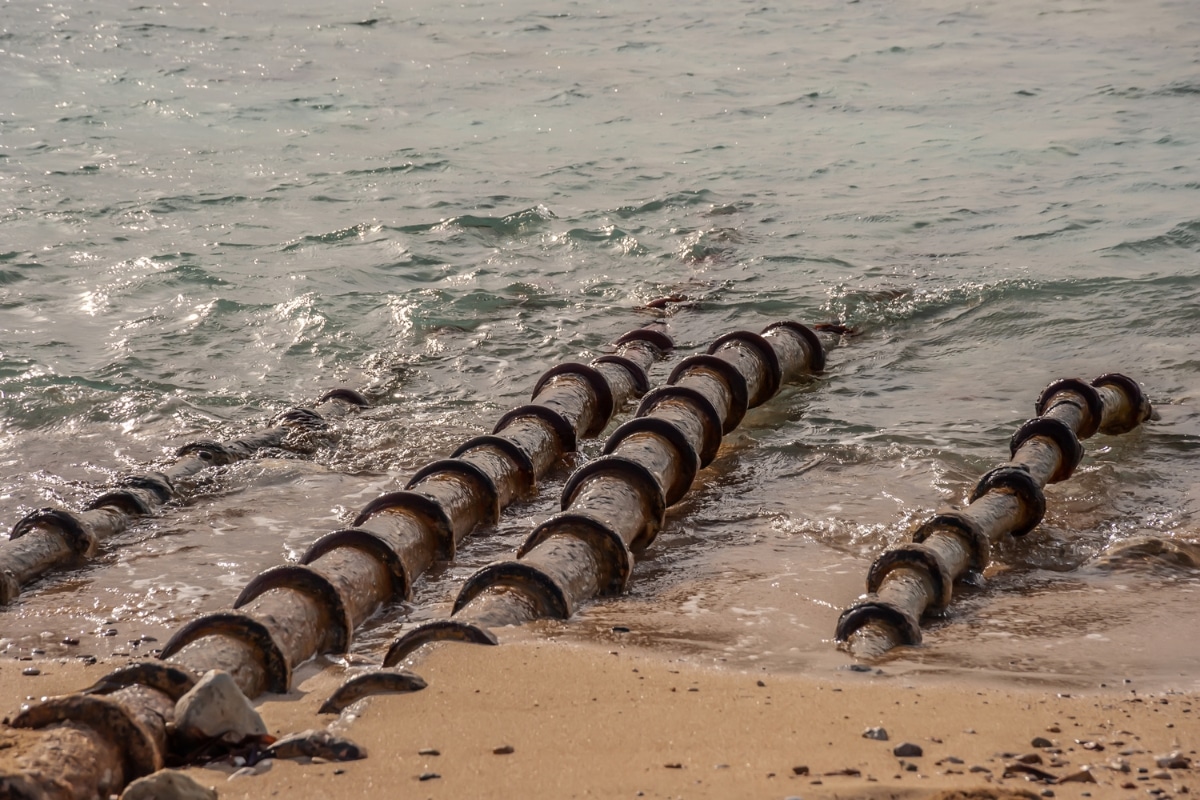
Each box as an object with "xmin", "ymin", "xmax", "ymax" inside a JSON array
[{"xmin": 2, "ymin": 0, "xmax": 1200, "ymax": 687}]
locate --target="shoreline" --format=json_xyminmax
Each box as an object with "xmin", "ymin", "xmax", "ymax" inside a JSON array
[{"xmin": 4, "ymin": 641, "xmax": 1196, "ymax": 799}]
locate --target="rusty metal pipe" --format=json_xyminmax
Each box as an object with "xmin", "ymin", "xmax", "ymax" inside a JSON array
[
  {"xmin": 380, "ymin": 321, "xmax": 826, "ymax": 667},
  {"xmin": 1, "ymin": 327, "xmax": 671, "ymax": 800},
  {"xmin": 0, "ymin": 388, "xmax": 372, "ymax": 606},
  {"xmin": 835, "ymin": 374, "xmax": 1153, "ymax": 659}
]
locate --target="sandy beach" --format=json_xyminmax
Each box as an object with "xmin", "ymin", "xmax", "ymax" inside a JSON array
[{"xmin": 4, "ymin": 639, "xmax": 1195, "ymax": 800}]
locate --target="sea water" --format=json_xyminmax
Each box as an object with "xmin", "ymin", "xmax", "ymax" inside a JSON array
[{"xmin": 2, "ymin": 0, "xmax": 1199, "ymax": 689}]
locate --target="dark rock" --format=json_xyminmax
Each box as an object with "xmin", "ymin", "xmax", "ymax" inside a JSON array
[
  {"xmin": 266, "ymin": 729, "xmax": 366, "ymax": 761},
  {"xmin": 1032, "ymin": 736, "xmax": 1054, "ymax": 748},
  {"xmin": 493, "ymin": 745, "xmax": 514, "ymax": 755},
  {"xmin": 893, "ymin": 743, "xmax": 923, "ymax": 758},
  {"xmin": 418, "ymin": 772, "xmax": 440, "ymax": 781},
  {"xmin": 862, "ymin": 726, "xmax": 888, "ymax": 741},
  {"xmin": 791, "ymin": 766, "xmax": 809, "ymax": 776}
]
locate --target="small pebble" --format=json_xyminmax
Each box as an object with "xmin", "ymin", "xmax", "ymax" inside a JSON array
[
  {"xmin": 664, "ymin": 763, "xmax": 682, "ymax": 769},
  {"xmin": 418, "ymin": 748, "xmax": 440, "ymax": 756},
  {"xmin": 102, "ymin": 629, "xmax": 117, "ymax": 637},
  {"xmin": 862, "ymin": 727, "xmax": 889, "ymax": 741},
  {"xmin": 893, "ymin": 743, "xmax": 922, "ymax": 758},
  {"xmin": 78, "ymin": 655, "xmax": 96, "ymax": 665},
  {"xmin": 1016, "ymin": 753, "xmax": 1044, "ymax": 765},
  {"xmin": 333, "ymin": 769, "xmax": 345, "ymax": 776},
  {"xmin": 757, "ymin": 680, "xmax": 766, "ymax": 687},
  {"xmin": 493, "ymin": 745, "xmax": 514, "ymax": 755},
  {"xmin": 903, "ymin": 762, "xmax": 918, "ymax": 773},
  {"xmin": 1032, "ymin": 737, "xmax": 1054, "ymax": 748},
  {"xmin": 62, "ymin": 637, "xmax": 79, "ymax": 646},
  {"xmin": 1046, "ymin": 725, "xmax": 1062, "ymax": 733},
  {"xmin": 1156, "ymin": 753, "xmax": 1191, "ymax": 769},
  {"xmin": 31, "ymin": 648, "xmax": 45, "ymax": 655},
  {"xmin": 21, "ymin": 667, "xmax": 40, "ymax": 676},
  {"xmin": 1040, "ymin": 791, "xmax": 1054, "ymax": 798},
  {"xmin": 418, "ymin": 773, "xmax": 440, "ymax": 781},
  {"xmin": 791, "ymin": 766, "xmax": 809, "ymax": 776},
  {"xmin": 611, "ymin": 626, "xmax": 630, "ymax": 633},
  {"xmin": 1152, "ymin": 771, "xmax": 1171, "ymax": 780}
]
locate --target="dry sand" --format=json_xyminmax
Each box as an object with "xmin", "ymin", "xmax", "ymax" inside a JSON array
[{"xmin": 4, "ymin": 640, "xmax": 1196, "ymax": 800}]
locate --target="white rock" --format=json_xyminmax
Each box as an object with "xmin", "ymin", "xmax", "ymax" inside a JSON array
[
  {"xmin": 175, "ymin": 670, "xmax": 268, "ymax": 745},
  {"xmin": 120, "ymin": 770, "xmax": 217, "ymax": 800}
]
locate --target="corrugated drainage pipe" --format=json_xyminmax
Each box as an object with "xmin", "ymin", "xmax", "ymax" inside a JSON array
[
  {"xmin": 375, "ymin": 321, "xmax": 826, "ymax": 675},
  {"xmin": 835, "ymin": 374, "xmax": 1153, "ymax": 659},
  {"xmin": 0, "ymin": 326, "xmax": 671, "ymax": 800},
  {"xmin": 0, "ymin": 388, "xmax": 372, "ymax": 606}
]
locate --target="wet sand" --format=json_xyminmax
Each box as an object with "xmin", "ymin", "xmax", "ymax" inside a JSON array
[{"xmin": 4, "ymin": 641, "xmax": 1196, "ymax": 800}]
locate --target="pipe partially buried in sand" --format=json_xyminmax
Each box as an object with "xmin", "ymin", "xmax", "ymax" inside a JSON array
[
  {"xmin": 0, "ymin": 387, "xmax": 374, "ymax": 606},
  {"xmin": 375, "ymin": 321, "xmax": 827, "ymax": 672},
  {"xmin": 0, "ymin": 326, "xmax": 671, "ymax": 800},
  {"xmin": 835, "ymin": 374, "xmax": 1153, "ymax": 659}
]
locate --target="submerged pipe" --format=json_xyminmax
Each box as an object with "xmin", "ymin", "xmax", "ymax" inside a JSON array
[
  {"xmin": 0, "ymin": 326, "xmax": 671, "ymax": 800},
  {"xmin": 0, "ymin": 388, "xmax": 373, "ymax": 606},
  {"xmin": 378, "ymin": 321, "xmax": 826, "ymax": 669},
  {"xmin": 835, "ymin": 374, "xmax": 1153, "ymax": 659}
]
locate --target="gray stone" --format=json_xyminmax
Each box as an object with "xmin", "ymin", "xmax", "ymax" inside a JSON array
[
  {"xmin": 862, "ymin": 726, "xmax": 888, "ymax": 741},
  {"xmin": 120, "ymin": 770, "xmax": 217, "ymax": 800},
  {"xmin": 892, "ymin": 742, "xmax": 923, "ymax": 758},
  {"xmin": 175, "ymin": 670, "xmax": 268, "ymax": 745}
]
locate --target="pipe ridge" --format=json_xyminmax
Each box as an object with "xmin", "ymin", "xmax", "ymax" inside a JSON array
[
  {"xmin": 421, "ymin": 320, "xmax": 826, "ymax": 647},
  {"xmin": 233, "ymin": 564, "xmax": 354, "ymax": 654},
  {"xmin": 0, "ymin": 325, "xmax": 672, "ymax": 796},
  {"xmin": 602, "ymin": 416, "xmax": 700, "ymax": 505},
  {"xmin": 840, "ymin": 372, "xmax": 1153, "ymax": 657}
]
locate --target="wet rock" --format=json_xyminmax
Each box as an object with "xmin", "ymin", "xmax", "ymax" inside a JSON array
[
  {"xmin": 266, "ymin": 729, "xmax": 366, "ymax": 761},
  {"xmin": 1157, "ymin": 752, "xmax": 1191, "ymax": 769},
  {"xmin": 120, "ymin": 770, "xmax": 217, "ymax": 800},
  {"xmin": 862, "ymin": 726, "xmax": 889, "ymax": 741},
  {"xmin": 893, "ymin": 743, "xmax": 923, "ymax": 758},
  {"xmin": 1031, "ymin": 737, "xmax": 1053, "ymax": 748},
  {"xmin": 175, "ymin": 670, "xmax": 268, "ymax": 746}
]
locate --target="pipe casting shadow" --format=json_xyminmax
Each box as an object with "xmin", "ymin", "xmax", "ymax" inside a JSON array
[{"xmin": 0, "ymin": 325, "xmax": 672, "ymax": 800}]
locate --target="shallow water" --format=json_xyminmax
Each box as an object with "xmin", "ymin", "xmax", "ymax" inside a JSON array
[{"xmin": 2, "ymin": 0, "xmax": 1200, "ymax": 690}]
